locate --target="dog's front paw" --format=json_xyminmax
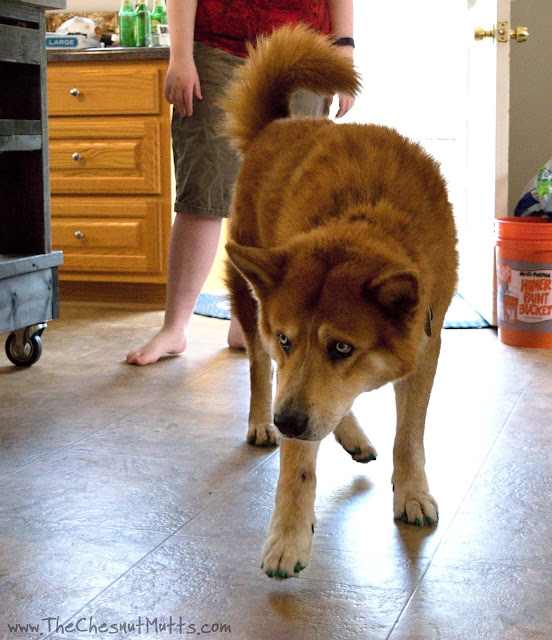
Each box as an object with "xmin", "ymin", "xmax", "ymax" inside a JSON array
[
  {"xmin": 335, "ymin": 432, "xmax": 377, "ymax": 464},
  {"xmin": 247, "ymin": 423, "xmax": 279, "ymax": 447},
  {"xmin": 393, "ymin": 483, "xmax": 438, "ymax": 526},
  {"xmin": 261, "ymin": 520, "xmax": 314, "ymax": 579},
  {"xmin": 333, "ymin": 413, "xmax": 377, "ymax": 463}
]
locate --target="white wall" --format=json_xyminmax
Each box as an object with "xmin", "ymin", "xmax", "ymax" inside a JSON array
[
  {"xmin": 339, "ymin": 1, "xmax": 465, "ymax": 221},
  {"xmin": 509, "ymin": 0, "xmax": 552, "ymax": 213},
  {"xmin": 62, "ymin": 0, "xmax": 120, "ymax": 10}
]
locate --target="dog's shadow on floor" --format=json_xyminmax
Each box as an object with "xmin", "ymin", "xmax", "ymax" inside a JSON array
[
  {"xmin": 337, "ymin": 474, "xmax": 374, "ymax": 497},
  {"xmin": 394, "ymin": 512, "xmax": 441, "ymax": 569},
  {"xmin": 314, "ymin": 474, "xmax": 375, "ymax": 535},
  {"xmin": 319, "ymin": 473, "xmax": 439, "ymax": 567},
  {"xmin": 321, "ymin": 474, "xmax": 375, "ymax": 507}
]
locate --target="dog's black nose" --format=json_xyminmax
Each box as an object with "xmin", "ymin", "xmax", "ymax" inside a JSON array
[{"xmin": 273, "ymin": 410, "xmax": 309, "ymax": 438}]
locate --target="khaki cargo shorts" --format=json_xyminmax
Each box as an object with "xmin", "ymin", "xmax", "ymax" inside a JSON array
[{"xmin": 172, "ymin": 41, "xmax": 329, "ymax": 219}]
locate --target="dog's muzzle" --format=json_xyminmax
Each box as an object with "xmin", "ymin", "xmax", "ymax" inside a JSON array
[{"xmin": 273, "ymin": 410, "xmax": 309, "ymax": 438}]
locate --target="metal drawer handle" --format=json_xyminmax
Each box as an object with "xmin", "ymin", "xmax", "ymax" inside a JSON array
[
  {"xmin": 74, "ymin": 230, "xmax": 84, "ymax": 239},
  {"xmin": 69, "ymin": 88, "xmax": 81, "ymax": 97},
  {"xmin": 72, "ymin": 152, "xmax": 82, "ymax": 161}
]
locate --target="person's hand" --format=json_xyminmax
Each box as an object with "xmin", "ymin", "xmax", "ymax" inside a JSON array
[
  {"xmin": 164, "ymin": 56, "xmax": 203, "ymax": 116},
  {"xmin": 324, "ymin": 90, "xmax": 356, "ymax": 118},
  {"xmin": 334, "ymin": 92, "xmax": 355, "ymax": 118},
  {"xmin": 327, "ymin": 44, "xmax": 356, "ymax": 118}
]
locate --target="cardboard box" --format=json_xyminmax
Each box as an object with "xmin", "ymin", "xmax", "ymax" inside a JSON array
[{"xmin": 46, "ymin": 32, "xmax": 101, "ymax": 49}]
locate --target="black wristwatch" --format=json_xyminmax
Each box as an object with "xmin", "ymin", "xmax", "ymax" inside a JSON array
[{"xmin": 334, "ymin": 37, "xmax": 355, "ymax": 48}]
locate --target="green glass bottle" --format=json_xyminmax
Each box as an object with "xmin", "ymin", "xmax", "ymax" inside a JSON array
[
  {"xmin": 118, "ymin": 0, "xmax": 136, "ymax": 48},
  {"xmin": 135, "ymin": 2, "xmax": 151, "ymax": 47},
  {"xmin": 150, "ymin": 0, "xmax": 167, "ymax": 46}
]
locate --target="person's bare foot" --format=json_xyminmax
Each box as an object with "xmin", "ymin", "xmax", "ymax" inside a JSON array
[
  {"xmin": 227, "ymin": 315, "xmax": 246, "ymax": 350},
  {"xmin": 126, "ymin": 327, "xmax": 188, "ymax": 365}
]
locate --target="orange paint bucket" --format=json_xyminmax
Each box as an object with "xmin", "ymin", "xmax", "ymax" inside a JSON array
[{"xmin": 496, "ymin": 217, "xmax": 552, "ymax": 348}]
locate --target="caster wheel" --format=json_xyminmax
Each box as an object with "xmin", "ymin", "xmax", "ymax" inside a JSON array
[{"xmin": 5, "ymin": 332, "xmax": 43, "ymax": 367}]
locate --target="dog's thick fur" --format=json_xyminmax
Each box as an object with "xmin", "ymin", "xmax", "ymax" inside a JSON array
[{"xmin": 222, "ymin": 24, "xmax": 458, "ymax": 579}]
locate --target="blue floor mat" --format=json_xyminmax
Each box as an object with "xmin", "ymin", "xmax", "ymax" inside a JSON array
[
  {"xmin": 194, "ymin": 292, "xmax": 232, "ymax": 321},
  {"xmin": 194, "ymin": 292, "xmax": 490, "ymax": 329},
  {"xmin": 443, "ymin": 293, "xmax": 490, "ymax": 329}
]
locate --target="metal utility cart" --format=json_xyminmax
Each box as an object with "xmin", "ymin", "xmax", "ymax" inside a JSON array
[{"xmin": 0, "ymin": 0, "xmax": 65, "ymax": 366}]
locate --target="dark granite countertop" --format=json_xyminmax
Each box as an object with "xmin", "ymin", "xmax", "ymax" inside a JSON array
[
  {"xmin": 47, "ymin": 46, "xmax": 170, "ymax": 63},
  {"xmin": 13, "ymin": 0, "xmax": 65, "ymax": 9}
]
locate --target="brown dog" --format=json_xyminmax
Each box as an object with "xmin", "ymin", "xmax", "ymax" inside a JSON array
[{"xmin": 222, "ymin": 24, "xmax": 458, "ymax": 579}]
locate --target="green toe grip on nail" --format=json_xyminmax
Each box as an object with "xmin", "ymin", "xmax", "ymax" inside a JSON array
[
  {"xmin": 416, "ymin": 518, "xmax": 423, "ymax": 527},
  {"xmin": 427, "ymin": 517, "xmax": 435, "ymax": 525},
  {"xmin": 354, "ymin": 447, "xmax": 362, "ymax": 455},
  {"xmin": 266, "ymin": 569, "xmax": 274, "ymax": 578},
  {"xmin": 368, "ymin": 453, "xmax": 377, "ymax": 461},
  {"xmin": 294, "ymin": 563, "xmax": 303, "ymax": 573},
  {"xmin": 279, "ymin": 570, "xmax": 288, "ymax": 579},
  {"xmin": 401, "ymin": 514, "xmax": 408, "ymax": 523}
]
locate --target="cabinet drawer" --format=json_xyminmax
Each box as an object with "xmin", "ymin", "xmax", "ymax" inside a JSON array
[
  {"xmin": 51, "ymin": 198, "xmax": 162, "ymax": 275},
  {"xmin": 47, "ymin": 64, "xmax": 162, "ymax": 116},
  {"xmin": 49, "ymin": 118, "xmax": 161, "ymax": 194}
]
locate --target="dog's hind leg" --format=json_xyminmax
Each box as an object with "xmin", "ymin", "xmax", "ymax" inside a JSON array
[
  {"xmin": 246, "ymin": 332, "xmax": 278, "ymax": 446},
  {"xmin": 262, "ymin": 438, "xmax": 319, "ymax": 578},
  {"xmin": 391, "ymin": 334, "xmax": 441, "ymax": 526},
  {"xmin": 334, "ymin": 411, "xmax": 377, "ymax": 463}
]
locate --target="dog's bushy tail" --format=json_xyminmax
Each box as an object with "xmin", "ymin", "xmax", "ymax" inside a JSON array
[{"xmin": 220, "ymin": 23, "xmax": 361, "ymax": 153}]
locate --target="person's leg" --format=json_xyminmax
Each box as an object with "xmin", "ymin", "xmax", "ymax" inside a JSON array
[
  {"xmin": 227, "ymin": 313, "xmax": 246, "ymax": 349},
  {"xmin": 127, "ymin": 211, "xmax": 222, "ymax": 365},
  {"xmin": 127, "ymin": 43, "xmax": 246, "ymax": 364}
]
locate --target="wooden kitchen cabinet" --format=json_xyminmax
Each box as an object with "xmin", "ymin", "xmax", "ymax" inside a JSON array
[
  {"xmin": 48, "ymin": 64, "xmax": 162, "ymax": 115},
  {"xmin": 49, "ymin": 118, "xmax": 162, "ymax": 194},
  {"xmin": 51, "ymin": 197, "xmax": 162, "ymax": 273},
  {"xmin": 46, "ymin": 52, "xmax": 172, "ymax": 299}
]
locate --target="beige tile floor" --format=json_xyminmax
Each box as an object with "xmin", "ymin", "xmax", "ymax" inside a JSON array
[{"xmin": 1, "ymin": 304, "xmax": 552, "ymax": 640}]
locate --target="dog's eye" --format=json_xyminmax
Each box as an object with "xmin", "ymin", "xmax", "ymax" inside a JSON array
[
  {"xmin": 278, "ymin": 333, "xmax": 291, "ymax": 353},
  {"xmin": 328, "ymin": 341, "xmax": 354, "ymax": 361}
]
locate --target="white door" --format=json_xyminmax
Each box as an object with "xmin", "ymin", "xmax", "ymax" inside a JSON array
[
  {"xmin": 459, "ymin": 0, "xmax": 512, "ymax": 323},
  {"xmin": 346, "ymin": 0, "xmax": 517, "ymax": 325}
]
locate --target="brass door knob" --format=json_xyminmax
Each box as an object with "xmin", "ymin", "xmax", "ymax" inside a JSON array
[
  {"xmin": 474, "ymin": 27, "xmax": 495, "ymax": 41},
  {"xmin": 69, "ymin": 88, "xmax": 81, "ymax": 96},
  {"xmin": 72, "ymin": 152, "xmax": 82, "ymax": 161},
  {"xmin": 74, "ymin": 230, "xmax": 84, "ymax": 239},
  {"xmin": 475, "ymin": 23, "xmax": 529, "ymax": 43},
  {"xmin": 511, "ymin": 26, "xmax": 529, "ymax": 43}
]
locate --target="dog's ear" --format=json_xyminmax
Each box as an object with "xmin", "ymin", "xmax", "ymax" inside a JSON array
[
  {"xmin": 363, "ymin": 270, "xmax": 419, "ymax": 318},
  {"xmin": 226, "ymin": 242, "xmax": 288, "ymax": 297}
]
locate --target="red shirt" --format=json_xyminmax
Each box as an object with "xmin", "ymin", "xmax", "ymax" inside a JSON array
[{"xmin": 195, "ymin": 0, "xmax": 331, "ymax": 57}]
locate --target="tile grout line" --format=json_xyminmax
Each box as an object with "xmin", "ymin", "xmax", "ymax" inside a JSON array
[
  {"xmin": 168, "ymin": 446, "xmax": 279, "ymax": 536},
  {"xmin": 36, "ymin": 447, "xmax": 279, "ymax": 639},
  {"xmin": 384, "ymin": 377, "xmax": 533, "ymax": 639},
  {"xmin": 0, "ymin": 353, "xmax": 238, "ymax": 483}
]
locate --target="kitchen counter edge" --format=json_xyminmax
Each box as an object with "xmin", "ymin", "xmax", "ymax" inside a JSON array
[{"xmin": 47, "ymin": 47, "xmax": 170, "ymax": 63}]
